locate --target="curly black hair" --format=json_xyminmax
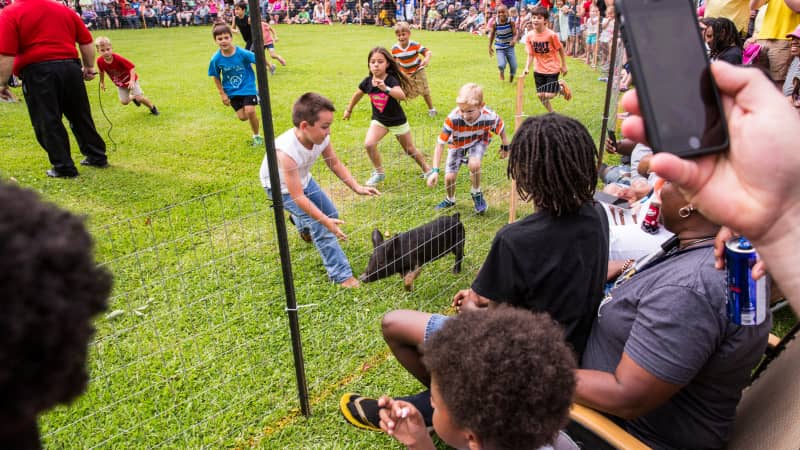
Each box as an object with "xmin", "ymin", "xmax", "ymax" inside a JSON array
[
  {"xmin": 0, "ymin": 183, "xmax": 111, "ymax": 424},
  {"xmin": 422, "ymin": 306, "xmax": 577, "ymax": 450},
  {"xmin": 709, "ymin": 17, "xmax": 743, "ymax": 58},
  {"xmin": 507, "ymin": 114, "xmax": 597, "ymax": 215}
]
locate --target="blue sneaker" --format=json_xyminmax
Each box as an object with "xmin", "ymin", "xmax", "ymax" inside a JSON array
[
  {"xmin": 435, "ymin": 198, "xmax": 456, "ymax": 210},
  {"xmin": 365, "ymin": 171, "xmax": 385, "ymax": 186},
  {"xmin": 472, "ymin": 192, "xmax": 487, "ymax": 214}
]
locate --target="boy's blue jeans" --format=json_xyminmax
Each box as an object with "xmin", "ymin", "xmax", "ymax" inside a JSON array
[
  {"xmin": 265, "ymin": 178, "xmax": 353, "ymax": 284},
  {"xmin": 496, "ymin": 46, "xmax": 517, "ymax": 75}
]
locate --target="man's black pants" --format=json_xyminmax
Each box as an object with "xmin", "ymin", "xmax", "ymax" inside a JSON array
[{"xmin": 22, "ymin": 59, "xmax": 107, "ymax": 176}]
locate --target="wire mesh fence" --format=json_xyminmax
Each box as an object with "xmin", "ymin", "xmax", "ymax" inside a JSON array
[{"xmin": 39, "ymin": 125, "xmax": 523, "ymax": 448}]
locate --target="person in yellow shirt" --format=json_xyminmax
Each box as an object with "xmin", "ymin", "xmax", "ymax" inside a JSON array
[
  {"xmin": 752, "ymin": 0, "xmax": 800, "ymax": 85},
  {"xmin": 706, "ymin": 0, "xmax": 751, "ymax": 33}
]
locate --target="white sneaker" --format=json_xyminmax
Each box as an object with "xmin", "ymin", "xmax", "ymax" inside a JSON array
[
  {"xmin": 428, "ymin": 108, "xmax": 437, "ymax": 117},
  {"xmin": 365, "ymin": 171, "xmax": 385, "ymax": 186}
]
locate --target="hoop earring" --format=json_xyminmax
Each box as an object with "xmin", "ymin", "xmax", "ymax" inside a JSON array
[{"xmin": 679, "ymin": 205, "xmax": 694, "ymax": 219}]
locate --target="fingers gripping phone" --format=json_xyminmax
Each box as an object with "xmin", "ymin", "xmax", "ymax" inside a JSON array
[
  {"xmin": 608, "ymin": 130, "xmax": 618, "ymax": 149},
  {"xmin": 616, "ymin": 0, "xmax": 729, "ymax": 157}
]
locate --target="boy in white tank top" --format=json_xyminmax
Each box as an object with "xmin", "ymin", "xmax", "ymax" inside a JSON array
[{"xmin": 260, "ymin": 93, "xmax": 380, "ymax": 288}]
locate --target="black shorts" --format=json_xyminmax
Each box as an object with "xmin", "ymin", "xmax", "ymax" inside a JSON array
[
  {"xmin": 230, "ymin": 95, "xmax": 259, "ymax": 111},
  {"xmin": 533, "ymin": 72, "xmax": 560, "ymax": 94}
]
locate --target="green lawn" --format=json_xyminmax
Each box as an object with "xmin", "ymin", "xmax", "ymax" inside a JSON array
[{"xmin": 2, "ymin": 24, "xmax": 794, "ymax": 449}]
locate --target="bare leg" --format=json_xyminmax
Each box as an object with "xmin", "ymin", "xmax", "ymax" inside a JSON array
[
  {"xmin": 365, "ymin": 123, "xmax": 389, "ymax": 172},
  {"xmin": 135, "ymin": 95, "xmax": 154, "ymax": 109},
  {"xmin": 237, "ymin": 105, "xmax": 260, "ymax": 135},
  {"xmin": 444, "ymin": 172, "xmax": 457, "ymax": 198},
  {"xmin": 247, "ymin": 108, "xmax": 259, "ymax": 135},
  {"xmin": 395, "ymin": 131, "xmax": 431, "ymax": 173},
  {"xmin": 423, "ymin": 93, "xmax": 434, "ymax": 110},
  {"xmin": 269, "ymin": 48, "xmax": 287, "ymax": 66},
  {"xmin": 539, "ymin": 92, "xmax": 555, "ymax": 113},
  {"xmin": 468, "ymin": 157, "xmax": 481, "ymax": 190},
  {"xmin": 381, "ymin": 310, "xmax": 433, "ymax": 386}
]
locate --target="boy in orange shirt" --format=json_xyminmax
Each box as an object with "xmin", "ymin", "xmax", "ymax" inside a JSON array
[
  {"xmin": 523, "ymin": 6, "xmax": 571, "ymax": 113},
  {"xmin": 390, "ymin": 21, "xmax": 437, "ymax": 117}
]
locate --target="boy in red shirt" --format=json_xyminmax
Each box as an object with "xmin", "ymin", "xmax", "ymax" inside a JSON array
[
  {"xmin": 523, "ymin": 6, "xmax": 571, "ymax": 113},
  {"xmin": 95, "ymin": 36, "xmax": 159, "ymax": 115}
]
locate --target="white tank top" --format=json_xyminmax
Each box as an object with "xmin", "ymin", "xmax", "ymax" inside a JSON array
[{"xmin": 259, "ymin": 128, "xmax": 330, "ymax": 194}]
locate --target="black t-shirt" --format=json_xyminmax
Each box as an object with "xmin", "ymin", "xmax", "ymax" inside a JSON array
[
  {"xmin": 235, "ymin": 15, "xmax": 251, "ymax": 45},
  {"xmin": 446, "ymin": 11, "xmax": 460, "ymax": 25},
  {"xmin": 358, "ymin": 74, "xmax": 407, "ymax": 127},
  {"xmin": 715, "ymin": 46, "xmax": 743, "ymax": 65},
  {"xmin": 471, "ymin": 202, "xmax": 608, "ymax": 357}
]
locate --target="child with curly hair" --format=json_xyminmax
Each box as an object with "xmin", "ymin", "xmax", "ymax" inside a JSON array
[
  {"xmin": 377, "ymin": 306, "xmax": 577, "ymax": 450},
  {"xmin": 0, "ymin": 183, "xmax": 111, "ymax": 448}
]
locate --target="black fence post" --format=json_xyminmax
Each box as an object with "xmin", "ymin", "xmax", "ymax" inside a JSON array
[
  {"xmin": 247, "ymin": 0, "xmax": 311, "ymax": 417},
  {"xmin": 598, "ymin": 17, "xmax": 622, "ymax": 169}
]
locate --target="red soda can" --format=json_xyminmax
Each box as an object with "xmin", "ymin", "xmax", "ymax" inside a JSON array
[{"xmin": 641, "ymin": 200, "xmax": 661, "ymax": 234}]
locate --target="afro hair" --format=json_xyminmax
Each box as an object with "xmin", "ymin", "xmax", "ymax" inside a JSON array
[
  {"xmin": 0, "ymin": 183, "xmax": 111, "ymax": 423},
  {"xmin": 422, "ymin": 306, "xmax": 576, "ymax": 449}
]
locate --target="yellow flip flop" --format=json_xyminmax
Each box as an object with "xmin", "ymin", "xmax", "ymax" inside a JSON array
[{"xmin": 339, "ymin": 393, "xmax": 382, "ymax": 432}]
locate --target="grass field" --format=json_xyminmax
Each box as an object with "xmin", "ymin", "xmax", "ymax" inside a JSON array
[{"xmin": 1, "ymin": 23, "xmax": 795, "ymax": 449}]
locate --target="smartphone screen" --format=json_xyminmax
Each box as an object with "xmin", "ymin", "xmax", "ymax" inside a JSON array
[
  {"xmin": 616, "ymin": 0, "xmax": 728, "ymax": 156},
  {"xmin": 608, "ymin": 130, "xmax": 617, "ymax": 148}
]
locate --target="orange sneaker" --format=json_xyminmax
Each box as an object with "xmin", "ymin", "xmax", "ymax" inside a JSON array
[{"xmin": 559, "ymin": 80, "xmax": 572, "ymax": 101}]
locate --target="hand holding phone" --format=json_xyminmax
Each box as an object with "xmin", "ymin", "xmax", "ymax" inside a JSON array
[{"xmin": 616, "ymin": 0, "xmax": 728, "ymax": 157}]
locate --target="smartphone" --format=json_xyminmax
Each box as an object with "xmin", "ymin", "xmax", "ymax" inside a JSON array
[
  {"xmin": 608, "ymin": 130, "xmax": 618, "ymax": 149},
  {"xmin": 615, "ymin": 0, "xmax": 728, "ymax": 157}
]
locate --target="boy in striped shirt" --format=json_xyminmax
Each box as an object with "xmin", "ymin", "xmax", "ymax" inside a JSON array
[
  {"xmin": 426, "ymin": 83, "xmax": 509, "ymax": 214},
  {"xmin": 391, "ymin": 21, "xmax": 437, "ymax": 117}
]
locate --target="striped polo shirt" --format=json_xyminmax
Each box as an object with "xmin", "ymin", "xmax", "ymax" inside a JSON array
[
  {"xmin": 494, "ymin": 20, "xmax": 514, "ymax": 50},
  {"xmin": 438, "ymin": 106, "xmax": 505, "ymax": 150},
  {"xmin": 391, "ymin": 41, "xmax": 428, "ymax": 75}
]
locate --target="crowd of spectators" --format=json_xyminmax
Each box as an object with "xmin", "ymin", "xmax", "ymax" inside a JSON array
[{"xmin": 0, "ymin": 0, "xmax": 611, "ymax": 33}]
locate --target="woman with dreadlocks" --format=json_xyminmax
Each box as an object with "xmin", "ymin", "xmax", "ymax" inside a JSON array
[
  {"xmin": 705, "ymin": 17, "xmax": 743, "ymax": 65},
  {"xmin": 340, "ymin": 113, "xmax": 609, "ymax": 437}
]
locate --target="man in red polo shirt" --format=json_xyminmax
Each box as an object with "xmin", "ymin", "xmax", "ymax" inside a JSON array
[{"xmin": 0, "ymin": 0, "xmax": 108, "ymax": 178}]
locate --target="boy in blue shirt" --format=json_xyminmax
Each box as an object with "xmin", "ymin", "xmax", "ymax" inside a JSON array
[{"xmin": 208, "ymin": 23, "xmax": 263, "ymax": 146}]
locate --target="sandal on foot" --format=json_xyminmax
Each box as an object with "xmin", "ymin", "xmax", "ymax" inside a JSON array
[{"xmin": 340, "ymin": 393, "xmax": 382, "ymax": 432}]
